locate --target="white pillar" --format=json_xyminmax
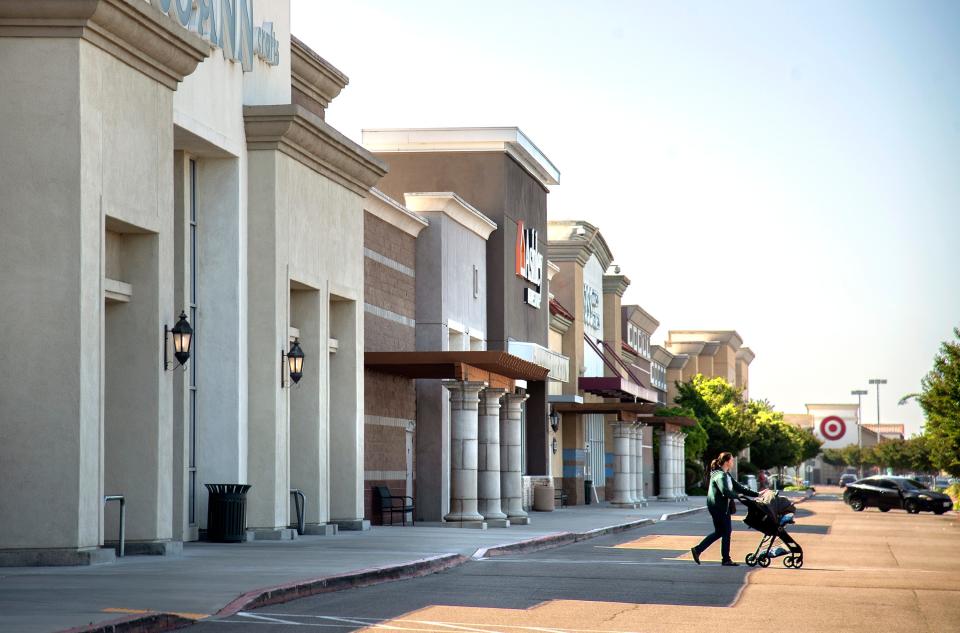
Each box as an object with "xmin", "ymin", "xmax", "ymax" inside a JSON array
[
  {"xmin": 610, "ymin": 423, "xmax": 635, "ymax": 507},
  {"xmin": 443, "ymin": 380, "xmax": 487, "ymax": 526},
  {"xmin": 677, "ymin": 432, "xmax": 688, "ymax": 500},
  {"xmin": 626, "ymin": 425, "xmax": 639, "ymax": 504},
  {"xmin": 478, "ymin": 388, "xmax": 508, "ymax": 527},
  {"xmin": 633, "ymin": 424, "xmax": 647, "ymax": 506},
  {"xmin": 500, "ymin": 393, "xmax": 529, "ymax": 525},
  {"xmin": 658, "ymin": 428, "xmax": 676, "ymax": 501}
]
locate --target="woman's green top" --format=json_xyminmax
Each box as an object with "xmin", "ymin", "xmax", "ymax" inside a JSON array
[{"xmin": 706, "ymin": 469, "xmax": 758, "ymax": 513}]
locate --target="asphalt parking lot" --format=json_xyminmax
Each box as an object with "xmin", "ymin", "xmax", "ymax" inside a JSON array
[{"xmin": 190, "ymin": 493, "xmax": 960, "ymax": 633}]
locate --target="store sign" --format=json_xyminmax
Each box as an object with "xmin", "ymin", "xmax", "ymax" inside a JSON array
[
  {"xmin": 151, "ymin": 0, "xmax": 280, "ymax": 71},
  {"xmin": 515, "ymin": 221, "xmax": 543, "ymax": 309},
  {"xmin": 583, "ymin": 284, "xmax": 601, "ymax": 332}
]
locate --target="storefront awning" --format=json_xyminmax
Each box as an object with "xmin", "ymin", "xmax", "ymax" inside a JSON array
[
  {"xmin": 578, "ymin": 376, "xmax": 658, "ymax": 403},
  {"xmin": 550, "ymin": 402, "xmax": 696, "ymax": 428},
  {"xmin": 365, "ymin": 351, "xmax": 550, "ymax": 391}
]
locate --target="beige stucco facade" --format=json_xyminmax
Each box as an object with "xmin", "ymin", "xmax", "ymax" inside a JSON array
[
  {"xmin": 0, "ymin": 0, "xmax": 382, "ymax": 563},
  {"xmin": 665, "ymin": 330, "xmax": 754, "ymax": 399}
]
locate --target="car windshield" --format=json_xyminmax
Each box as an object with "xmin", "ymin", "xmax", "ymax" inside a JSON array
[{"xmin": 897, "ymin": 479, "xmax": 927, "ymax": 491}]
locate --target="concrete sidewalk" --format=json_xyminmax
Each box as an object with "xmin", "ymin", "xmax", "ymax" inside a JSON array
[{"xmin": 0, "ymin": 499, "xmax": 705, "ymax": 633}]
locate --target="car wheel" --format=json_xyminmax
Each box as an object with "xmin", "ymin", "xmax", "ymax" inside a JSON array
[
  {"xmin": 879, "ymin": 507, "xmax": 890, "ymax": 512},
  {"xmin": 935, "ymin": 508, "xmax": 947, "ymax": 515},
  {"xmin": 849, "ymin": 496, "xmax": 865, "ymax": 512},
  {"xmin": 904, "ymin": 500, "xmax": 919, "ymax": 514}
]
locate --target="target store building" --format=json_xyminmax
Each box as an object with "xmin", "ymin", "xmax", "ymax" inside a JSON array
[{"xmin": 786, "ymin": 404, "xmax": 882, "ymax": 484}]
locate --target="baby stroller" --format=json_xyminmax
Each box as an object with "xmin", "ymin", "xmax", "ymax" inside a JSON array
[{"xmin": 739, "ymin": 490, "xmax": 804, "ymax": 569}]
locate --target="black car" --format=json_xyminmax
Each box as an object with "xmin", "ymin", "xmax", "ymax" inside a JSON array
[{"xmin": 843, "ymin": 476, "xmax": 953, "ymax": 514}]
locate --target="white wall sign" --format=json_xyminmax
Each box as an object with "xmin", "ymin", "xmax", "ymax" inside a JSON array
[
  {"xmin": 583, "ymin": 284, "xmax": 601, "ymax": 332},
  {"xmin": 515, "ymin": 221, "xmax": 543, "ymax": 309},
  {"xmin": 151, "ymin": 0, "xmax": 280, "ymax": 71}
]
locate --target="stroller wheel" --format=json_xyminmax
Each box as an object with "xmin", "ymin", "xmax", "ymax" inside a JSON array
[
  {"xmin": 793, "ymin": 556, "xmax": 803, "ymax": 569},
  {"xmin": 745, "ymin": 553, "xmax": 757, "ymax": 567},
  {"xmin": 784, "ymin": 556, "xmax": 794, "ymax": 568},
  {"xmin": 758, "ymin": 555, "xmax": 771, "ymax": 568}
]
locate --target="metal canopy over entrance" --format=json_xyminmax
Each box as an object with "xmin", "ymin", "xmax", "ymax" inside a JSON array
[{"xmin": 364, "ymin": 350, "xmax": 550, "ymax": 391}]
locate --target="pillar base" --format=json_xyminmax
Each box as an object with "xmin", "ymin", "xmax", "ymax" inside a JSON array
[
  {"xmin": 485, "ymin": 518, "xmax": 511, "ymax": 528},
  {"xmin": 0, "ymin": 546, "xmax": 116, "ymax": 567},
  {"xmin": 610, "ymin": 502, "xmax": 637, "ymax": 509},
  {"xmin": 507, "ymin": 516, "xmax": 530, "ymax": 525},
  {"xmin": 105, "ymin": 540, "xmax": 183, "ymax": 556},
  {"xmin": 333, "ymin": 519, "xmax": 371, "ymax": 531},
  {"xmin": 251, "ymin": 528, "xmax": 298, "ymax": 541},
  {"xmin": 302, "ymin": 523, "xmax": 339, "ymax": 536},
  {"xmin": 442, "ymin": 520, "xmax": 487, "ymax": 529}
]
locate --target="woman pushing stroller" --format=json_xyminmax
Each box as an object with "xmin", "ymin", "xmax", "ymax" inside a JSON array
[{"xmin": 690, "ymin": 451, "xmax": 759, "ymax": 566}]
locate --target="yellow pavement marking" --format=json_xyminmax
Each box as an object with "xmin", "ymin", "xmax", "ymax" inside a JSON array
[{"xmin": 102, "ymin": 607, "xmax": 208, "ymax": 620}]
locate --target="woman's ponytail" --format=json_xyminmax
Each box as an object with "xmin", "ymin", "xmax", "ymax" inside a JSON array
[{"xmin": 710, "ymin": 451, "xmax": 734, "ymax": 471}]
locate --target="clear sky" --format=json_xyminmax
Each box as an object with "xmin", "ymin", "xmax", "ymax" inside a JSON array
[{"xmin": 292, "ymin": 0, "xmax": 960, "ymax": 437}]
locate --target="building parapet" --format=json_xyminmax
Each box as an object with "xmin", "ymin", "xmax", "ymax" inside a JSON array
[{"xmin": 508, "ymin": 341, "xmax": 570, "ymax": 384}]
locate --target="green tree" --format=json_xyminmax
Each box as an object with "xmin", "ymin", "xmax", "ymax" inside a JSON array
[
  {"xmin": 674, "ymin": 375, "xmax": 757, "ymax": 465},
  {"xmin": 788, "ymin": 425, "xmax": 822, "ymax": 467},
  {"xmin": 840, "ymin": 445, "xmax": 866, "ymax": 471},
  {"xmin": 906, "ymin": 434, "xmax": 936, "ymax": 474},
  {"xmin": 904, "ymin": 328, "xmax": 960, "ymax": 476},
  {"xmin": 750, "ymin": 419, "xmax": 797, "ymax": 471},
  {"xmin": 821, "ymin": 448, "xmax": 845, "ymax": 467},
  {"xmin": 873, "ymin": 438, "xmax": 912, "ymax": 473}
]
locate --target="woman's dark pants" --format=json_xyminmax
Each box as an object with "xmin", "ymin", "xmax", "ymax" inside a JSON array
[{"xmin": 694, "ymin": 507, "xmax": 732, "ymax": 561}]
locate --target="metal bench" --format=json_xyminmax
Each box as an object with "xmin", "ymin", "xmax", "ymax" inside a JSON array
[
  {"xmin": 555, "ymin": 487, "xmax": 569, "ymax": 508},
  {"xmin": 373, "ymin": 485, "xmax": 415, "ymax": 526}
]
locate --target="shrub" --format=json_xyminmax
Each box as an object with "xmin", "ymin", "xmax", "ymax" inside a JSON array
[
  {"xmin": 946, "ymin": 482, "xmax": 960, "ymax": 511},
  {"xmin": 687, "ymin": 485, "xmax": 708, "ymax": 497},
  {"xmin": 738, "ymin": 459, "xmax": 758, "ymax": 476}
]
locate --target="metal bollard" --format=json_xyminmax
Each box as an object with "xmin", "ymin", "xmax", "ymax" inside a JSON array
[
  {"xmin": 290, "ymin": 489, "xmax": 305, "ymax": 535},
  {"xmin": 104, "ymin": 495, "xmax": 125, "ymax": 557}
]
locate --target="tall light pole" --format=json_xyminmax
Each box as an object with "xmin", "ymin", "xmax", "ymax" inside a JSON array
[
  {"xmin": 869, "ymin": 378, "xmax": 887, "ymax": 475},
  {"xmin": 852, "ymin": 389, "xmax": 868, "ymax": 479}
]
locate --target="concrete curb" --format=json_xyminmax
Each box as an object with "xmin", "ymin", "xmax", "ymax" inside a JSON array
[
  {"xmin": 59, "ymin": 612, "xmax": 195, "ymax": 633},
  {"xmin": 659, "ymin": 506, "xmax": 708, "ymax": 521},
  {"xmin": 57, "ymin": 507, "xmax": 706, "ymax": 632},
  {"xmin": 215, "ymin": 553, "xmax": 468, "ymax": 618}
]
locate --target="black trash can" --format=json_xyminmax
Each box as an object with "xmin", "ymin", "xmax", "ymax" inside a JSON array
[
  {"xmin": 205, "ymin": 483, "xmax": 251, "ymax": 542},
  {"xmin": 584, "ymin": 479, "xmax": 592, "ymax": 505}
]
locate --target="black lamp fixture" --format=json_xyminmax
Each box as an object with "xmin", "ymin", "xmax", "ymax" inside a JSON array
[
  {"xmin": 281, "ymin": 338, "xmax": 305, "ymax": 387},
  {"xmin": 164, "ymin": 311, "xmax": 193, "ymax": 370},
  {"xmin": 549, "ymin": 407, "xmax": 561, "ymax": 433}
]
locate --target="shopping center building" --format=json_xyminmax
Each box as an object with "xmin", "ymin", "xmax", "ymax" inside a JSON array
[
  {"xmin": 0, "ymin": 0, "xmax": 384, "ymax": 563},
  {"xmin": 363, "ymin": 128, "xmax": 570, "ymax": 497}
]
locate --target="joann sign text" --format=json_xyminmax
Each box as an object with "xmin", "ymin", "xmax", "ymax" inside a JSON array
[{"xmin": 151, "ymin": 0, "xmax": 280, "ymax": 71}]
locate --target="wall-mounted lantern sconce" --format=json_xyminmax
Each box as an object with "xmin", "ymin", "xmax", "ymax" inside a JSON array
[
  {"xmin": 281, "ymin": 338, "xmax": 305, "ymax": 388},
  {"xmin": 549, "ymin": 408, "xmax": 560, "ymax": 433},
  {"xmin": 164, "ymin": 311, "xmax": 193, "ymax": 370}
]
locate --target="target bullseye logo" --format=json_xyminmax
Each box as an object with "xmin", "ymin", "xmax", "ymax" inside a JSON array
[{"xmin": 820, "ymin": 416, "xmax": 846, "ymax": 441}]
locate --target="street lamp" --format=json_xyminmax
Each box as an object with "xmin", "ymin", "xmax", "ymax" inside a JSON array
[
  {"xmin": 851, "ymin": 389, "xmax": 868, "ymax": 479},
  {"xmin": 869, "ymin": 378, "xmax": 887, "ymax": 475}
]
